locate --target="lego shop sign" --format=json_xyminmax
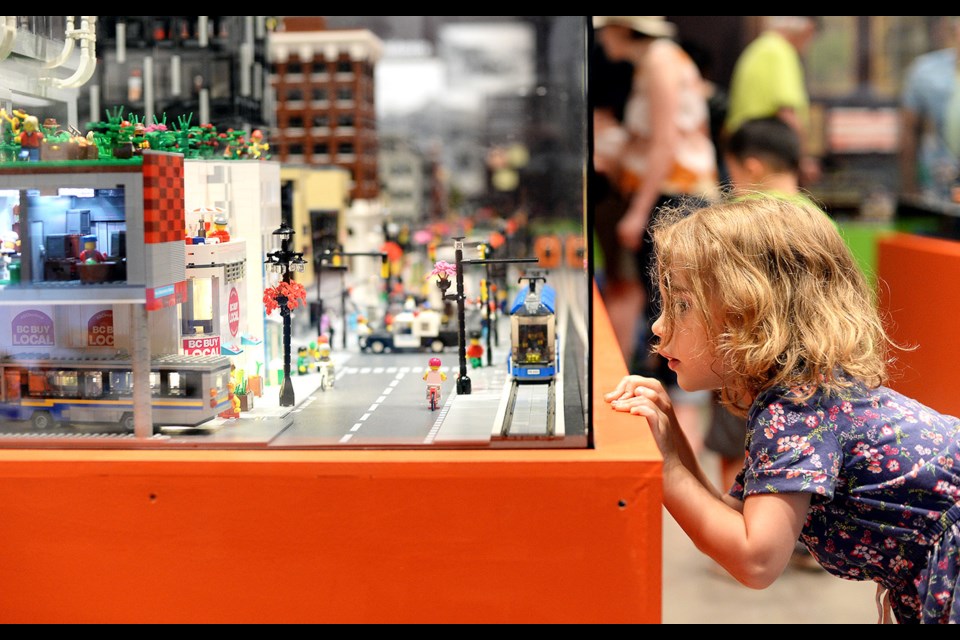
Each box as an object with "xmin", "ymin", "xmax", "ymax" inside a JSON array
[
  {"xmin": 87, "ymin": 310, "xmax": 114, "ymax": 346},
  {"xmin": 12, "ymin": 310, "xmax": 55, "ymax": 346},
  {"xmin": 228, "ymin": 287, "xmax": 240, "ymax": 337},
  {"xmin": 183, "ymin": 335, "xmax": 221, "ymax": 355}
]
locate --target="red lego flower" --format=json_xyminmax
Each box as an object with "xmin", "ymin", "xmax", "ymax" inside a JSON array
[{"xmin": 263, "ymin": 281, "xmax": 307, "ymax": 314}]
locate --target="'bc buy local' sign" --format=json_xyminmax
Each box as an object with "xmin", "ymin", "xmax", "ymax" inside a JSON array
[
  {"xmin": 87, "ymin": 310, "xmax": 114, "ymax": 346},
  {"xmin": 11, "ymin": 310, "xmax": 55, "ymax": 346}
]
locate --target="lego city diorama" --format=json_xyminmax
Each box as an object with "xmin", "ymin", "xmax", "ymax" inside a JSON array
[{"xmin": 0, "ymin": 16, "xmax": 590, "ymax": 449}]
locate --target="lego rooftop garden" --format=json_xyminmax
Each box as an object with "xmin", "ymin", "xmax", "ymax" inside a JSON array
[{"xmin": 1, "ymin": 106, "xmax": 270, "ymax": 164}]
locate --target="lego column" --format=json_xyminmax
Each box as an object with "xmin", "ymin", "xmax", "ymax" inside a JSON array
[{"xmin": 131, "ymin": 301, "xmax": 153, "ymax": 437}]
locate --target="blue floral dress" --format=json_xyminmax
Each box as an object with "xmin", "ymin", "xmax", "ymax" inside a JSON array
[{"xmin": 729, "ymin": 380, "xmax": 960, "ymax": 624}]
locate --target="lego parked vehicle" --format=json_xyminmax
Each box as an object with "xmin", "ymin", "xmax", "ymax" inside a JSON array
[{"xmin": 359, "ymin": 308, "xmax": 458, "ymax": 354}]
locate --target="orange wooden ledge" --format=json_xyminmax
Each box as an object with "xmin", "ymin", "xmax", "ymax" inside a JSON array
[{"xmin": 0, "ymin": 284, "xmax": 662, "ymax": 623}]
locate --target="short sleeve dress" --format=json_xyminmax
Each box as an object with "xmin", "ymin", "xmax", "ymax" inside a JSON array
[{"xmin": 729, "ymin": 380, "xmax": 960, "ymax": 624}]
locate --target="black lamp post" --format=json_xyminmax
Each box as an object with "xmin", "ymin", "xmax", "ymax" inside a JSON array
[
  {"xmin": 460, "ymin": 245, "xmax": 539, "ymax": 392},
  {"xmin": 320, "ymin": 250, "xmax": 388, "ymax": 350},
  {"xmin": 314, "ymin": 252, "xmax": 344, "ymax": 346},
  {"xmin": 265, "ymin": 222, "xmax": 306, "ymax": 407}
]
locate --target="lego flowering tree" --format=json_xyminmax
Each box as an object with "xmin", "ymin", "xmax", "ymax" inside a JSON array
[
  {"xmin": 263, "ymin": 280, "xmax": 307, "ymax": 315},
  {"xmin": 427, "ymin": 260, "xmax": 458, "ymax": 295}
]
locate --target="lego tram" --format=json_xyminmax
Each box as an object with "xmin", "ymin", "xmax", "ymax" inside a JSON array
[
  {"xmin": 0, "ymin": 353, "xmax": 233, "ymax": 431},
  {"xmin": 508, "ymin": 274, "xmax": 558, "ymax": 383}
]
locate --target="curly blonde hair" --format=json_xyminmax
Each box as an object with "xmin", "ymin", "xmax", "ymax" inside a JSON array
[{"xmin": 650, "ymin": 195, "xmax": 898, "ymax": 415}]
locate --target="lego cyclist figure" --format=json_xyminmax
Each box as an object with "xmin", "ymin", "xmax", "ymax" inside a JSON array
[
  {"xmin": 316, "ymin": 339, "xmax": 335, "ymax": 388},
  {"xmin": 423, "ymin": 357, "xmax": 447, "ymax": 410}
]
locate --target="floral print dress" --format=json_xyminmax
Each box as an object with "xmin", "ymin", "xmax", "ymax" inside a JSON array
[{"xmin": 730, "ymin": 380, "xmax": 960, "ymax": 624}]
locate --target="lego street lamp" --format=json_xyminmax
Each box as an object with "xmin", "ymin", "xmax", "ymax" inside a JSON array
[
  {"xmin": 314, "ymin": 252, "xmax": 344, "ymax": 346},
  {"xmin": 319, "ymin": 250, "xmax": 388, "ymax": 350},
  {"xmin": 434, "ymin": 237, "xmax": 536, "ymax": 395},
  {"xmin": 461, "ymin": 243, "xmax": 538, "ymax": 390},
  {"xmin": 264, "ymin": 222, "xmax": 307, "ymax": 407}
]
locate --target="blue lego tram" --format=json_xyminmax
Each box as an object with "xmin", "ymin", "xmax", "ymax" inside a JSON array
[{"xmin": 508, "ymin": 274, "xmax": 558, "ymax": 383}]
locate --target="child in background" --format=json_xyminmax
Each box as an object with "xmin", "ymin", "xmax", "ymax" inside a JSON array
[
  {"xmin": 604, "ymin": 196, "xmax": 960, "ymax": 623},
  {"xmin": 708, "ymin": 117, "xmax": 830, "ymax": 572},
  {"xmin": 707, "ymin": 116, "xmax": 812, "ymax": 492}
]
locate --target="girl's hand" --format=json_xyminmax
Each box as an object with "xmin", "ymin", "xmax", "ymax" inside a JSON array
[
  {"xmin": 604, "ymin": 375, "xmax": 679, "ymax": 459},
  {"xmin": 615, "ymin": 210, "xmax": 648, "ymax": 252}
]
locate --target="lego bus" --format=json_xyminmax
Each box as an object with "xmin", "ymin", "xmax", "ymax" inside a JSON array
[{"xmin": 0, "ymin": 353, "xmax": 233, "ymax": 431}]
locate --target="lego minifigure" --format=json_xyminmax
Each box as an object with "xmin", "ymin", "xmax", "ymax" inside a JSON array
[
  {"xmin": 79, "ymin": 235, "xmax": 106, "ymax": 263},
  {"xmin": 207, "ymin": 213, "xmax": 231, "ymax": 244},
  {"xmin": 297, "ymin": 346, "xmax": 311, "ymax": 375},
  {"xmin": 423, "ymin": 356, "xmax": 447, "ymax": 410},
  {"xmin": 247, "ymin": 129, "xmax": 269, "ymax": 159},
  {"xmin": 18, "ymin": 115, "xmax": 43, "ymax": 161},
  {"xmin": 316, "ymin": 340, "xmax": 335, "ymax": 389},
  {"xmin": 355, "ymin": 315, "xmax": 372, "ymax": 350},
  {"xmin": 219, "ymin": 378, "xmax": 241, "ymax": 420},
  {"xmin": 466, "ymin": 332, "xmax": 484, "ymax": 369}
]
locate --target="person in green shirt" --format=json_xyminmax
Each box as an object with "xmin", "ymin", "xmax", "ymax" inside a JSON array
[{"xmin": 724, "ymin": 16, "xmax": 820, "ymax": 187}]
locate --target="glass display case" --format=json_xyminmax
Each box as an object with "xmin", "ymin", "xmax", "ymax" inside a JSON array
[{"xmin": 0, "ymin": 16, "xmax": 590, "ymax": 450}]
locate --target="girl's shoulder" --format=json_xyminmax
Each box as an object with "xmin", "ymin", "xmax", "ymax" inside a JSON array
[
  {"xmin": 748, "ymin": 378, "xmax": 864, "ymax": 419},
  {"xmin": 750, "ymin": 380, "xmax": 960, "ymax": 429}
]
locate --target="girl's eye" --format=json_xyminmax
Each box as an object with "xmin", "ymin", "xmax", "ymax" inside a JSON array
[{"xmin": 674, "ymin": 297, "xmax": 691, "ymax": 314}]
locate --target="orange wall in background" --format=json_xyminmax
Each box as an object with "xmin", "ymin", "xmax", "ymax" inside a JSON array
[
  {"xmin": 0, "ymin": 286, "xmax": 663, "ymax": 624},
  {"xmin": 878, "ymin": 232, "xmax": 960, "ymax": 417}
]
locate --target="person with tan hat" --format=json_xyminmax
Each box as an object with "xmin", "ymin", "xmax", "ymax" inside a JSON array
[{"xmin": 593, "ymin": 16, "xmax": 719, "ymax": 385}]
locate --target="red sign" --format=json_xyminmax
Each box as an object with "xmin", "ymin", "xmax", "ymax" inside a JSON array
[
  {"xmin": 183, "ymin": 335, "xmax": 221, "ymax": 355},
  {"xmin": 228, "ymin": 287, "xmax": 240, "ymax": 337},
  {"xmin": 87, "ymin": 310, "xmax": 114, "ymax": 346}
]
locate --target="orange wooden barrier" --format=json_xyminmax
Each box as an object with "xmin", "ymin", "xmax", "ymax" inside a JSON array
[
  {"xmin": 877, "ymin": 232, "xmax": 960, "ymax": 417},
  {"xmin": 0, "ymin": 285, "xmax": 662, "ymax": 623}
]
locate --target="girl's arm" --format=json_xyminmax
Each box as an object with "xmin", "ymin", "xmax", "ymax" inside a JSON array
[
  {"xmin": 605, "ymin": 375, "xmax": 810, "ymax": 587},
  {"xmin": 604, "ymin": 375, "xmax": 719, "ymax": 497}
]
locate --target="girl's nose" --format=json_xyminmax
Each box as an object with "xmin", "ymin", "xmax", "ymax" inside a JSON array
[{"xmin": 651, "ymin": 314, "xmax": 664, "ymax": 338}]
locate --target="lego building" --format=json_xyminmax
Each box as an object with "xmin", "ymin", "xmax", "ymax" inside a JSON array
[
  {"xmin": 87, "ymin": 17, "xmax": 272, "ymax": 134},
  {"xmin": 267, "ymin": 16, "xmax": 383, "ymax": 202}
]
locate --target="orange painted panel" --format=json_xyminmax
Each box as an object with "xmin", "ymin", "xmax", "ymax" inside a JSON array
[
  {"xmin": 0, "ymin": 286, "xmax": 662, "ymax": 624},
  {"xmin": 877, "ymin": 232, "xmax": 960, "ymax": 416}
]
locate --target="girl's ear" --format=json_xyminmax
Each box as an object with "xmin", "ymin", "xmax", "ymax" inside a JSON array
[{"xmin": 742, "ymin": 155, "xmax": 767, "ymax": 182}]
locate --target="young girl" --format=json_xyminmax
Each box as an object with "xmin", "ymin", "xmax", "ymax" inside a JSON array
[{"xmin": 604, "ymin": 196, "xmax": 960, "ymax": 624}]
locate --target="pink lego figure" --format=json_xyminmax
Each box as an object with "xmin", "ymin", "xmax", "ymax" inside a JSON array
[{"xmin": 423, "ymin": 356, "xmax": 447, "ymax": 410}]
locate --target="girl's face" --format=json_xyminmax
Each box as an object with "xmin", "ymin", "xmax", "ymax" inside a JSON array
[{"xmin": 650, "ymin": 285, "xmax": 723, "ymax": 392}]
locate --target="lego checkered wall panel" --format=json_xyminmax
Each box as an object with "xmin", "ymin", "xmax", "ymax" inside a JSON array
[{"xmin": 142, "ymin": 152, "xmax": 185, "ymax": 244}]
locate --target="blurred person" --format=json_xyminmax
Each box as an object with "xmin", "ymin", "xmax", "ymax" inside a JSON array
[
  {"xmin": 901, "ymin": 17, "xmax": 960, "ymax": 201},
  {"xmin": 724, "ymin": 16, "xmax": 821, "ymax": 187},
  {"xmin": 591, "ymin": 34, "xmax": 645, "ymax": 364},
  {"xmin": 593, "ymin": 16, "xmax": 720, "ymax": 384}
]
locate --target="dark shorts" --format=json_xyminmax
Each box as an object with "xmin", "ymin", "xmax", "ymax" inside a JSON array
[{"xmin": 704, "ymin": 394, "xmax": 747, "ymax": 459}]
